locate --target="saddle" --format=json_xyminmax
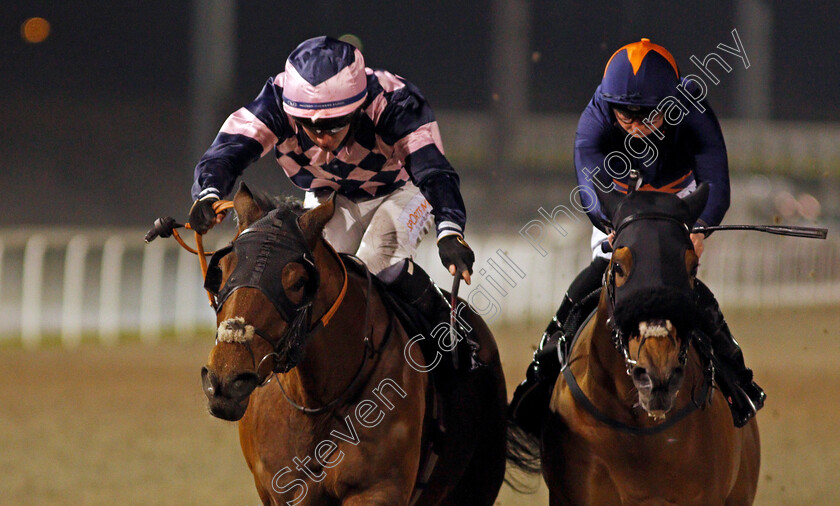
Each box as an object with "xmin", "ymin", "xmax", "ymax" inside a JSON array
[
  {"xmin": 556, "ymin": 288, "xmax": 604, "ymax": 365},
  {"xmin": 340, "ymin": 254, "xmax": 480, "ymax": 377}
]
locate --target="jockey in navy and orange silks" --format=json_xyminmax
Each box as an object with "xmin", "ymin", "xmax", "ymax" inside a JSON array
[
  {"xmin": 510, "ymin": 39, "xmax": 764, "ymax": 434},
  {"xmin": 575, "ymin": 38, "xmax": 730, "ymax": 259}
]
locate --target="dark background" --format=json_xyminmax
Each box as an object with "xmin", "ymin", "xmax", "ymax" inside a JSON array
[{"xmin": 3, "ymin": 1, "xmax": 838, "ymax": 226}]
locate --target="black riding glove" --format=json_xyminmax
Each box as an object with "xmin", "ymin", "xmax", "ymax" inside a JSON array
[
  {"xmin": 438, "ymin": 235, "xmax": 475, "ymax": 279},
  {"xmin": 189, "ymin": 195, "xmax": 220, "ymax": 234}
]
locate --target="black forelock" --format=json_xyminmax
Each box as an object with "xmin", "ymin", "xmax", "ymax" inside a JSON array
[
  {"xmin": 247, "ymin": 188, "xmax": 304, "ymax": 216},
  {"xmin": 246, "ymin": 200, "xmax": 305, "ymax": 234},
  {"xmin": 272, "ymin": 195, "xmax": 306, "ymax": 216}
]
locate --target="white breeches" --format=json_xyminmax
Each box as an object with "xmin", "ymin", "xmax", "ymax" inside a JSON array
[{"xmin": 304, "ymin": 181, "xmax": 434, "ymax": 281}]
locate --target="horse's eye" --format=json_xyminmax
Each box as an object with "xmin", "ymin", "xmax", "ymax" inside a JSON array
[
  {"xmin": 292, "ymin": 278, "xmax": 307, "ymax": 291},
  {"xmin": 614, "ymin": 264, "xmax": 625, "ymax": 277}
]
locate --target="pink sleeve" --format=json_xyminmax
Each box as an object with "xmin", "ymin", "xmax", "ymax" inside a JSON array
[
  {"xmin": 393, "ymin": 122, "xmax": 445, "ymax": 162},
  {"xmin": 219, "ymin": 107, "xmax": 279, "ymax": 157}
]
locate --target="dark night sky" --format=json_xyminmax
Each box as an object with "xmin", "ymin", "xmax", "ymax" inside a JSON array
[
  {"xmin": 7, "ymin": 1, "xmax": 839, "ymax": 115},
  {"xmin": 2, "ymin": 1, "xmax": 839, "ymax": 226}
]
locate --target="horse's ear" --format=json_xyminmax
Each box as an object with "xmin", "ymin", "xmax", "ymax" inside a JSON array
[
  {"xmin": 233, "ymin": 182, "xmax": 265, "ymax": 230},
  {"xmin": 250, "ymin": 187, "xmax": 278, "ymax": 214},
  {"xmin": 298, "ymin": 195, "xmax": 336, "ymax": 250},
  {"xmin": 681, "ymin": 182, "xmax": 709, "ymax": 224},
  {"xmin": 596, "ymin": 187, "xmax": 623, "ymax": 226}
]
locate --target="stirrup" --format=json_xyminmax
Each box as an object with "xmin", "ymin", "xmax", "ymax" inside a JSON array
[
  {"xmin": 727, "ymin": 384, "xmax": 765, "ymax": 427},
  {"xmin": 714, "ymin": 362, "xmax": 765, "ymax": 427}
]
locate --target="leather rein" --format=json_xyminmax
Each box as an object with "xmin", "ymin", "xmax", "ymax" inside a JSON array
[
  {"xmin": 561, "ymin": 211, "xmax": 712, "ymax": 435},
  {"xmin": 145, "ymin": 201, "xmax": 392, "ymax": 415},
  {"xmin": 263, "ymin": 254, "xmax": 394, "ymax": 415}
]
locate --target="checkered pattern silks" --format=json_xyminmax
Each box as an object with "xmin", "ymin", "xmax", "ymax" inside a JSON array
[{"xmin": 192, "ymin": 68, "xmax": 466, "ymax": 240}]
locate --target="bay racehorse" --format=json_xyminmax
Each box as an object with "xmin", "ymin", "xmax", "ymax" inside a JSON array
[
  {"xmin": 528, "ymin": 184, "xmax": 760, "ymax": 504},
  {"xmin": 199, "ymin": 184, "xmax": 508, "ymax": 505}
]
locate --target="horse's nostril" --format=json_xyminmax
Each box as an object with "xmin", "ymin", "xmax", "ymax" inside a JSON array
[
  {"xmin": 201, "ymin": 366, "xmax": 217, "ymax": 396},
  {"xmin": 229, "ymin": 372, "xmax": 259, "ymax": 398},
  {"xmin": 670, "ymin": 367, "xmax": 685, "ymax": 388},
  {"xmin": 632, "ymin": 367, "xmax": 652, "ymax": 388}
]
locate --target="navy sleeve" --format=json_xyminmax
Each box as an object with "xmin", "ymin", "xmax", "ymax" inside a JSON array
[
  {"xmin": 682, "ymin": 100, "xmax": 730, "ymax": 227},
  {"xmin": 405, "ymin": 145, "xmax": 466, "ymax": 239},
  {"xmin": 376, "ymin": 76, "xmax": 467, "ymax": 238},
  {"xmin": 374, "ymin": 79, "xmax": 436, "ymax": 145},
  {"xmin": 191, "ymin": 77, "xmax": 290, "ymax": 201},
  {"xmin": 574, "ymin": 94, "xmax": 616, "ymax": 228}
]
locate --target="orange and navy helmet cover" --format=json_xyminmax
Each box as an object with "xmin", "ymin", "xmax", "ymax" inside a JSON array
[{"xmin": 600, "ymin": 38, "xmax": 680, "ymax": 108}]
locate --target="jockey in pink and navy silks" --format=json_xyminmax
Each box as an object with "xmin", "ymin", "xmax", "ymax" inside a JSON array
[
  {"xmin": 510, "ymin": 39, "xmax": 764, "ymax": 434},
  {"xmin": 191, "ymin": 37, "xmax": 468, "ymax": 259},
  {"xmin": 191, "ymin": 64, "xmax": 467, "ymax": 241},
  {"xmin": 188, "ymin": 36, "xmax": 475, "ymax": 385}
]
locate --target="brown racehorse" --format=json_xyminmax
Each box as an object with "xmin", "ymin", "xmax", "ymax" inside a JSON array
[
  {"xmin": 199, "ymin": 184, "xmax": 508, "ymax": 505},
  {"xmin": 533, "ymin": 185, "xmax": 760, "ymax": 505}
]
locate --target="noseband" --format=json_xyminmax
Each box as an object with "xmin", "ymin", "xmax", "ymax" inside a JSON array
[
  {"xmin": 208, "ymin": 209, "xmax": 348, "ymax": 375},
  {"xmin": 604, "ymin": 211, "xmax": 693, "ymax": 374},
  {"xmin": 208, "ymin": 212, "xmax": 394, "ymax": 414}
]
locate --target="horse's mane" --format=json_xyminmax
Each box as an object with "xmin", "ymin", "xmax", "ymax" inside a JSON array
[
  {"xmin": 234, "ymin": 189, "xmax": 306, "ymax": 227},
  {"xmin": 256, "ymin": 191, "xmax": 305, "ymax": 216}
]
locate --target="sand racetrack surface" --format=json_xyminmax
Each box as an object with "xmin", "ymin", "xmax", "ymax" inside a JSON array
[{"xmin": 1, "ymin": 307, "xmax": 838, "ymax": 505}]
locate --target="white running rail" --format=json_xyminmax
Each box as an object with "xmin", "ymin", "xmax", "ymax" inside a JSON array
[{"xmin": 0, "ymin": 225, "xmax": 836, "ymax": 346}]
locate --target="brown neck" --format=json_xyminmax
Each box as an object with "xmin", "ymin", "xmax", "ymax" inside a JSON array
[
  {"xmin": 281, "ymin": 240, "xmax": 371, "ymax": 410},
  {"xmin": 581, "ymin": 291, "xmax": 705, "ymax": 426},
  {"xmin": 577, "ymin": 290, "xmax": 640, "ymax": 418}
]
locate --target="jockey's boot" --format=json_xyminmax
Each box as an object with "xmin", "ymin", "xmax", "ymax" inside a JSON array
[
  {"xmin": 509, "ymin": 257, "xmax": 608, "ymax": 435},
  {"xmin": 508, "ymin": 293, "xmax": 575, "ymax": 436},
  {"xmin": 387, "ymin": 259, "xmax": 463, "ymax": 390},
  {"xmin": 695, "ymin": 280, "xmax": 766, "ymax": 427}
]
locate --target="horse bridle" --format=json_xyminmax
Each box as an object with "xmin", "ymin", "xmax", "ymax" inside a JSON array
[
  {"xmin": 604, "ymin": 211, "xmax": 694, "ymax": 374},
  {"xmin": 211, "ymin": 235, "xmax": 393, "ymax": 415},
  {"xmin": 268, "ymin": 261, "xmax": 393, "ymax": 415},
  {"xmin": 560, "ymin": 306, "xmax": 710, "ymax": 436},
  {"xmin": 212, "ymin": 237, "xmax": 348, "ymax": 358},
  {"xmin": 554, "ymin": 211, "xmax": 712, "ymax": 435}
]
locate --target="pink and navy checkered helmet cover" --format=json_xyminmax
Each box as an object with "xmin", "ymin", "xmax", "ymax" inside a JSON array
[{"xmin": 282, "ymin": 36, "xmax": 368, "ymax": 120}]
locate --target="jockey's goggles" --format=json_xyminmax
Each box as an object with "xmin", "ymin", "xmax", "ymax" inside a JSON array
[
  {"xmin": 612, "ymin": 105, "xmax": 661, "ymax": 123},
  {"xmin": 293, "ymin": 113, "xmax": 355, "ymax": 135}
]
